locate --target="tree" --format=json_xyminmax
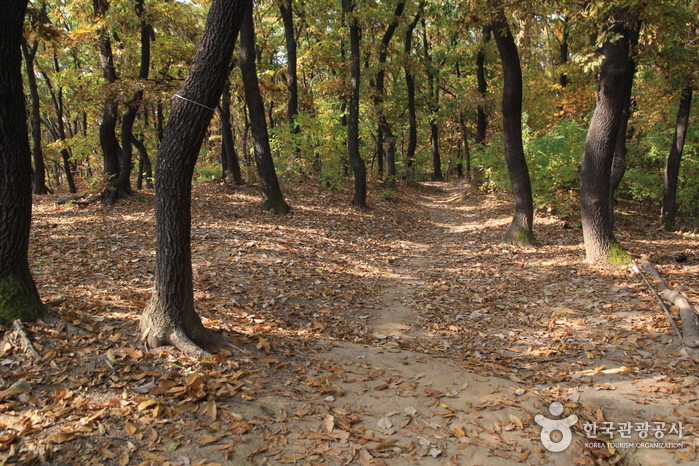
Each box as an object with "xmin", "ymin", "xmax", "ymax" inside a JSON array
[
  {"xmin": 421, "ymin": 17, "xmax": 444, "ymax": 181},
  {"xmin": 662, "ymin": 85, "xmax": 693, "ymax": 231},
  {"xmin": 342, "ymin": 0, "xmax": 367, "ymax": 208},
  {"xmin": 0, "ymin": 0, "xmax": 46, "ymax": 324},
  {"xmin": 279, "ymin": 0, "xmax": 299, "ymax": 130},
  {"xmin": 218, "ymin": 77, "xmax": 245, "ymax": 185},
  {"xmin": 403, "ymin": 4, "xmax": 423, "ymax": 168},
  {"xmin": 475, "ymin": 25, "xmax": 491, "ymax": 147},
  {"xmin": 140, "ymin": 0, "xmax": 248, "ymax": 358},
  {"xmin": 22, "ymin": 37, "xmax": 50, "ymax": 195},
  {"xmin": 238, "ymin": 2, "xmax": 290, "ymax": 213},
  {"xmin": 374, "ymin": 1, "xmax": 405, "ymax": 187},
  {"xmin": 115, "ymin": 0, "xmax": 153, "ymax": 202},
  {"xmin": 580, "ymin": 8, "xmax": 640, "ymax": 264},
  {"xmin": 491, "ymin": 7, "xmax": 534, "ymax": 246},
  {"xmin": 94, "ymin": 0, "xmax": 121, "ymax": 188}
]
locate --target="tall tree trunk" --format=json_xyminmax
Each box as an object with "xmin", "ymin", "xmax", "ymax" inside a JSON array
[
  {"xmin": 342, "ymin": 0, "xmax": 366, "ymax": 208},
  {"xmin": 41, "ymin": 69, "xmax": 77, "ymax": 193},
  {"xmin": 459, "ymin": 114, "xmax": 471, "ymax": 179},
  {"xmin": 115, "ymin": 0, "xmax": 152, "ymax": 200},
  {"xmin": 580, "ymin": 9, "xmax": 640, "ymax": 264},
  {"xmin": 134, "ymin": 135, "xmax": 152, "ymax": 190},
  {"xmin": 476, "ymin": 25, "xmax": 491, "ymax": 147},
  {"xmin": 141, "ymin": 0, "xmax": 248, "ymax": 359},
  {"xmin": 404, "ymin": 6, "xmax": 422, "ymax": 168},
  {"xmin": 559, "ymin": 16, "xmax": 568, "ymax": 88},
  {"xmin": 609, "ymin": 70, "xmax": 635, "ymax": 229},
  {"xmin": 421, "ymin": 18, "xmax": 443, "ymax": 181},
  {"xmin": 21, "ymin": 39, "xmax": 49, "ymax": 195},
  {"xmin": 0, "ymin": 0, "xmax": 46, "ymax": 324},
  {"xmin": 491, "ymin": 9, "xmax": 534, "ymax": 246},
  {"xmin": 662, "ymin": 85, "xmax": 693, "ymax": 231},
  {"xmin": 238, "ymin": 2, "xmax": 290, "ymax": 213},
  {"xmin": 218, "ymin": 78, "xmax": 244, "ymax": 185},
  {"xmin": 279, "ymin": 0, "xmax": 299, "ymax": 128},
  {"xmin": 375, "ymin": 1, "xmax": 405, "ymax": 187},
  {"xmin": 94, "ymin": 0, "xmax": 121, "ymax": 186}
]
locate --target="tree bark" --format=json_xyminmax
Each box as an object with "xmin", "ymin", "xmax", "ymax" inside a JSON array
[
  {"xmin": 608, "ymin": 71, "xmax": 635, "ymax": 229},
  {"xmin": 114, "ymin": 0, "xmax": 152, "ymax": 201},
  {"xmin": 662, "ymin": 85, "xmax": 693, "ymax": 231},
  {"xmin": 21, "ymin": 39, "xmax": 49, "ymax": 195},
  {"xmin": 238, "ymin": 3, "xmax": 290, "ymax": 213},
  {"xmin": 41, "ymin": 69, "xmax": 77, "ymax": 193},
  {"xmin": 0, "ymin": 0, "xmax": 46, "ymax": 324},
  {"xmin": 141, "ymin": 0, "xmax": 248, "ymax": 359},
  {"xmin": 134, "ymin": 135, "xmax": 152, "ymax": 190},
  {"xmin": 580, "ymin": 9, "xmax": 640, "ymax": 264},
  {"xmin": 279, "ymin": 0, "xmax": 299, "ymax": 128},
  {"xmin": 218, "ymin": 78, "xmax": 244, "ymax": 185},
  {"xmin": 559, "ymin": 16, "xmax": 568, "ymax": 88},
  {"xmin": 475, "ymin": 25, "xmax": 491, "ymax": 147},
  {"xmin": 491, "ymin": 9, "xmax": 534, "ymax": 246},
  {"xmin": 375, "ymin": 1, "xmax": 405, "ymax": 187},
  {"xmin": 403, "ymin": 5, "xmax": 422, "ymax": 169},
  {"xmin": 421, "ymin": 18, "xmax": 443, "ymax": 182},
  {"xmin": 342, "ymin": 0, "xmax": 367, "ymax": 208}
]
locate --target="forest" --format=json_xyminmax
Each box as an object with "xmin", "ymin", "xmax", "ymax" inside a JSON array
[{"xmin": 1, "ymin": 0, "xmax": 699, "ymax": 464}]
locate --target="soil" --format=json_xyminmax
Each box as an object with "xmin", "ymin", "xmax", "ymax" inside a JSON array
[{"xmin": 1, "ymin": 178, "xmax": 698, "ymax": 466}]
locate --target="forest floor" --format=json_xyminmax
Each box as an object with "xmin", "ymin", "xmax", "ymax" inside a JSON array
[{"xmin": 1, "ymin": 177, "xmax": 699, "ymax": 466}]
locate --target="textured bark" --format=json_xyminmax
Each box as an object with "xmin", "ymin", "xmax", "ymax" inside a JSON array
[
  {"xmin": 134, "ymin": 135, "xmax": 152, "ymax": 190},
  {"xmin": 374, "ymin": 1, "xmax": 405, "ymax": 186},
  {"xmin": 608, "ymin": 70, "xmax": 635, "ymax": 229},
  {"xmin": 21, "ymin": 39, "xmax": 49, "ymax": 195},
  {"xmin": 580, "ymin": 9, "xmax": 640, "ymax": 263},
  {"xmin": 403, "ymin": 6, "xmax": 422, "ymax": 167},
  {"xmin": 492, "ymin": 9, "xmax": 534, "ymax": 247},
  {"xmin": 142, "ymin": 0, "xmax": 248, "ymax": 358},
  {"xmin": 279, "ymin": 0, "xmax": 298, "ymax": 127},
  {"xmin": 422, "ymin": 18, "xmax": 443, "ymax": 182},
  {"xmin": 0, "ymin": 0, "xmax": 45, "ymax": 324},
  {"xmin": 342, "ymin": 0, "xmax": 366, "ymax": 208},
  {"xmin": 41, "ymin": 70, "xmax": 77, "ymax": 193},
  {"xmin": 115, "ymin": 0, "xmax": 152, "ymax": 199},
  {"xmin": 238, "ymin": 4, "xmax": 290, "ymax": 214},
  {"xmin": 475, "ymin": 25, "xmax": 491, "ymax": 147},
  {"xmin": 94, "ymin": 0, "xmax": 121, "ymax": 183},
  {"xmin": 662, "ymin": 86, "xmax": 693, "ymax": 231},
  {"xmin": 218, "ymin": 78, "xmax": 244, "ymax": 185}
]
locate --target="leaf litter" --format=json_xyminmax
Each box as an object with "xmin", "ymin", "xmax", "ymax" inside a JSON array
[{"xmin": 0, "ymin": 178, "xmax": 695, "ymax": 464}]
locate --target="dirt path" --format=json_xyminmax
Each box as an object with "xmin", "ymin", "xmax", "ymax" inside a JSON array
[{"xmin": 5, "ymin": 179, "xmax": 698, "ymax": 465}]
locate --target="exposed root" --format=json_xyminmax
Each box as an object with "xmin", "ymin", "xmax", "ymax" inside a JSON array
[
  {"xmin": 3, "ymin": 320, "xmax": 41, "ymax": 360},
  {"xmin": 142, "ymin": 323, "xmax": 248, "ymax": 361}
]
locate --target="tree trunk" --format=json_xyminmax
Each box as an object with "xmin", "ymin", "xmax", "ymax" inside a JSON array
[
  {"xmin": 559, "ymin": 16, "xmax": 568, "ymax": 88},
  {"xmin": 218, "ymin": 78, "xmax": 244, "ymax": 185},
  {"xmin": 115, "ymin": 0, "xmax": 152, "ymax": 201},
  {"xmin": 375, "ymin": 1, "xmax": 405, "ymax": 187},
  {"xmin": 21, "ymin": 39, "xmax": 49, "ymax": 195},
  {"xmin": 608, "ymin": 72, "xmax": 635, "ymax": 229},
  {"xmin": 403, "ymin": 6, "xmax": 422, "ymax": 168},
  {"xmin": 662, "ymin": 85, "xmax": 693, "ymax": 231},
  {"xmin": 134, "ymin": 135, "xmax": 153, "ymax": 190},
  {"xmin": 94, "ymin": 0, "xmax": 121, "ymax": 186},
  {"xmin": 459, "ymin": 115, "xmax": 471, "ymax": 179},
  {"xmin": 421, "ymin": 18, "xmax": 443, "ymax": 182},
  {"xmin": 238, "ymin": 3, "xmax": 290, "ymax": 214},
  {"xmin": 0, "ymin": 0, "xmax": 46, "ymax": 324},
  {"xmin": 580, "ymin": 9, "xmax": 640, "ymax": 264},
  {"xmin": 491, "ymin": 9, "xmax": 534, "ymax": 246},
  {"xmin": 41, "ymin": 69, "xmax": 77, "ymax": 194},
  {"xmin": 141, "ymin": 0, "xmax": 248, "ymax": 359},
  {"xmin": 279, "ymin": 0, "xmax": 299, "ymax": 128},
  {"xmin": 342, "ymin": 0, "xmax": 367, "ymax": 208},
  {"xmin": 476, "ymin": 25, "xmax": 491, "ymax": 147}
]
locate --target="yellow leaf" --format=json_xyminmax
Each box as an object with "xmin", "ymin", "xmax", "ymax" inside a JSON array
[
  {"xmin": 119, "ymin": 452, "xmax": 129, "ymax": 466},
  {"xmin": 510, "ymin": 414, "xmax": 524, "ymax": 430},
  {"xmin": 674, "ymin": 450, "xmax": 696, "ymax": 461},
  {"xmin": 125, "ymin": 421, "xmax": 138, "ymax": 436},
  {"xmin": 138, "ymin": 399, "xmax": 157, "ymax": 411}
]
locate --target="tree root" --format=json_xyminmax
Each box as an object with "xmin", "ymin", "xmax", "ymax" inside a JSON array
[
  {"xmin": 3, "ymin": 320, "xmax": 41, "ymax": 360},
  {"xmin": 635, "ymin": 259, "xmax": 699, "ymax": 347},
  {"xmin": 142, "ymin": 325, "xmax": 248, "ymax": 360}
]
